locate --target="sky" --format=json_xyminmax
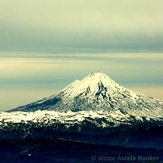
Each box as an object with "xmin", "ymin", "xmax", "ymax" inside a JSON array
[{"xmin": 0, "ymin": 0, "xmax": 163, "ymax": 111}]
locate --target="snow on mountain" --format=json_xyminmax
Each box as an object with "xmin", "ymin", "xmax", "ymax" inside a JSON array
[
  {"xmin": 8, "ymin": 72, "xmax": 163, "ymax": 119},
  {"xmin": 1, "ymin": 109, "xmax": 163, "ymax": 129}
]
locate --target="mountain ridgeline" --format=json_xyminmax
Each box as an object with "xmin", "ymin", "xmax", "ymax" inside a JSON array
[{"xmin": 9, "ymin": 72, "xmax": 163, "ymax": 115}]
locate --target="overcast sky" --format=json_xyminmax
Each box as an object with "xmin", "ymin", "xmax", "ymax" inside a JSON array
[
  {"xmin": 0, "ymin": 1, "xmax": 163, "ymax": 111},
  {"xmin": 0, "ymin": 0, "xmax": 163, "ymax": 54}
]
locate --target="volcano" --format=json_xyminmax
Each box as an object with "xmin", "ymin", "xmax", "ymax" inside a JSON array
[{"xmin": 9, "ymin": 72, "xmax": 163, "ymax": 118}]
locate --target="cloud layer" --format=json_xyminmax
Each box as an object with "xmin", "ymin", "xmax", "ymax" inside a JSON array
[{"xmin": 0, "ymin": 0, "xmax": 163, "ymax": 53}]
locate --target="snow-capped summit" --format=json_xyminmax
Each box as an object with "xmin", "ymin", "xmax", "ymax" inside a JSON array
[
  {"xmin": 9, "ymin": 72, "xmax": 163, "ymax": 117},
  {"xmin": 60, "ymin": 72, "xmax": 121, "ymax": 100}
]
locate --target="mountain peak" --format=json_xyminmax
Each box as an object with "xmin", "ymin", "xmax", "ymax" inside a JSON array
[
  {"xmin": 60, "ymin": 72, "xmax": 119, "ymax": 100},
  {"xmin": 89, "ymin": 72, "xmax": 110, "ymax": 80},
  {"xmin": 90, "ymin": 72, "xmax": 106, "ymax": 77}
]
